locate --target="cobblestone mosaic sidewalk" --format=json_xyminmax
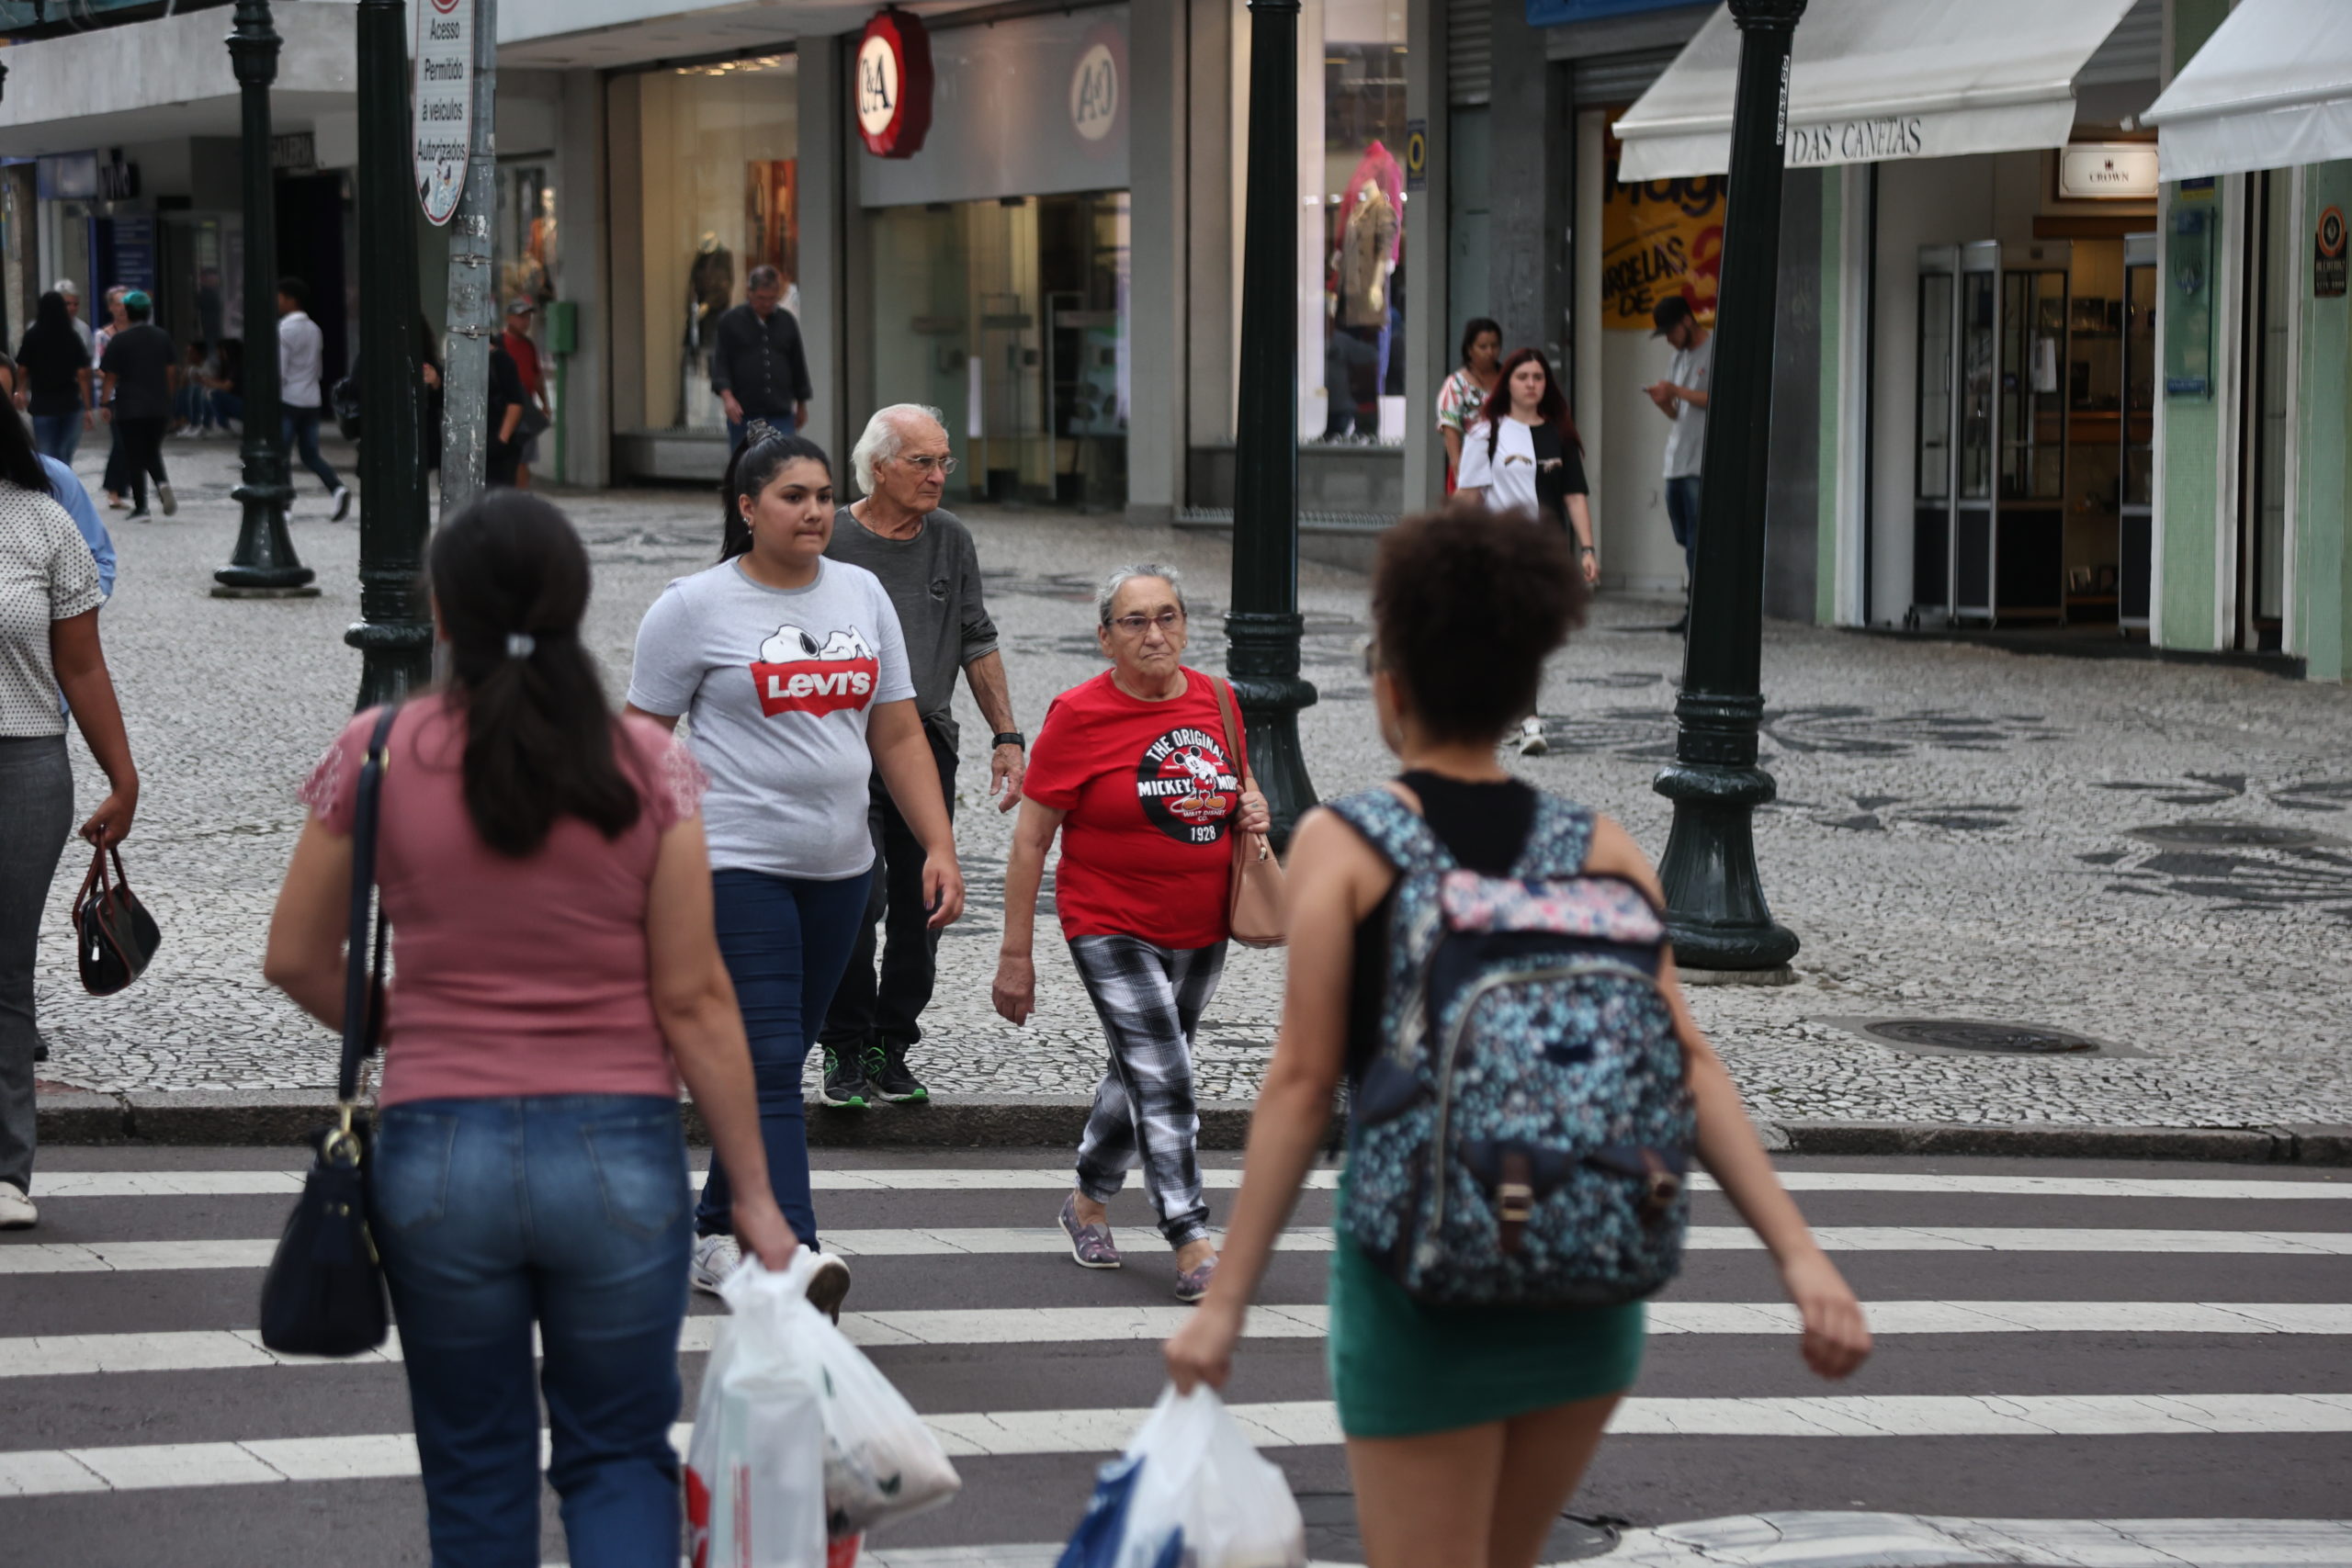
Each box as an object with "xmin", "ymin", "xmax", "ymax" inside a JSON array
[{"xmin": 30, "ymin": 439, "xmax": 2352, "ymax": 1127}]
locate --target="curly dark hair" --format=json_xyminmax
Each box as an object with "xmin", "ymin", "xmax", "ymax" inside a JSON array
[{"xmin": 1371, "ymin": 504, "xmax": 1589, "ymax": 742}]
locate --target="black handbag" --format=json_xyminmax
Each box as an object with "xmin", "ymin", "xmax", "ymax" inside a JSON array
[
  {"xmin": 330, "ymin": 373, "xmax": 363, "ymax": 441},
  {"xmin": 73, "ymin": 843, "xmax": 162, "ymax": 996},
  {"xmin": 258, "ymin": 705, "xmax": 399, "ymax": 1357}
]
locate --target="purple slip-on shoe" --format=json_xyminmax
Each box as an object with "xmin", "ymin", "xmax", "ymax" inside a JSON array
[
  {"xmin": 1174, "ymin": 1252, "xmax": 1218, "ymax": 1304},
  {"xmin": 1059, "ymin": 1193, "xmax": 1122, "ymax": 1269}
]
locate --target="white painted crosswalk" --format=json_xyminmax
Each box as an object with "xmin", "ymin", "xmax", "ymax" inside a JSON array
[
  {"xmin": 5, "ymin": 1153, "xmax": 2346, "ymax": 1564},
  {"xmin": 29, "ymin": 1166, "xmax": 2352, "ymax": 1201},
  {"xmin": 5, "ymin": 1300, "xmax": 2349, "ymax": 1381}
]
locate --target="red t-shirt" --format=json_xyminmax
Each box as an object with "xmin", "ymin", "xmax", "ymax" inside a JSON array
[
  {"xmin": 1023, "ymin": 668, "xmax": 1248, "ymax": 950},
  {"xmin": 503, "ymin": 330, "xmax": 543, "ymax": 398}
]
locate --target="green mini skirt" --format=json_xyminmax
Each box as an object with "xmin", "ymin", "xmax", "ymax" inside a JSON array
[{"xmin": 1325, "ymin": 1230, "xmax": 1646, "ymax": 1440}]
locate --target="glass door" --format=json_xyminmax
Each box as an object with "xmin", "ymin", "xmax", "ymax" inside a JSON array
[
  {"xmin": 1954, "ymin": 242, "xmax": 2000, "ymax": 620},
  {"xmin": 2120, "ymin": 233, "xmax": 2156, "ymax": 629},
  {"xmin": 1912, "ymin": 245, "xmax": 1960, "ymax": 621}
]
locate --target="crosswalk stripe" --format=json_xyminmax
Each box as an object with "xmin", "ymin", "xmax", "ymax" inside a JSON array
[
  {"xmin": 4, "ymin": 1302, "xmax": 2347, "ymax": 1380},
  {"xmin": 28, "ymin": 1168, "xmax": 2351, "ymax": 1201},
  {"xmin": 7, "ymin": 1393, "xmax": 2352, "ymax": 1498},
  {"xmin": 9, "ymin": 1225, "xmax": 2348, "ymax": 1278}
]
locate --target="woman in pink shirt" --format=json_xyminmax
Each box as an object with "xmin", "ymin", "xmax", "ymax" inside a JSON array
[{"xmin": 264, "ymin": 492, "xmax": 800, "ymax": 1568}]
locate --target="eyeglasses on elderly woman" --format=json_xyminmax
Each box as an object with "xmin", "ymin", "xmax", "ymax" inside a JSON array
[{"xmin": 1107, "ymin": 608, "xmax": 1185, "ymax": 637}]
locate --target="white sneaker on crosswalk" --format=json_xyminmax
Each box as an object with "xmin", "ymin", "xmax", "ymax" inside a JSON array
[
  {"xmin": 1518, "ymin": 716, "xmax": 1549, "ymax": 756},
  {"xmin": 0, "ymin": 1179, "xmax": 35, "ymax": 1229},
  {"xmin": 690, "ymin": 1232, "xmax": 742, "ymax": 1296}
]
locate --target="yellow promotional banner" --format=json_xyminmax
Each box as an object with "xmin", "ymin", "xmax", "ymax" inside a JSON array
[{"xmin": 1600, "ymin": 128, "xmax": 1724, "ymax": 331}]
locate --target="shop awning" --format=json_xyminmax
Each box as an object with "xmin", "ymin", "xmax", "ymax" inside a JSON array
[
  {"xmin": 1611, "ymin": 0, "xmax": 2140, "ymax": 182},
  {"xmin": 2142, "ymin": 0, "xmax": 2352, "ymax": 182}
]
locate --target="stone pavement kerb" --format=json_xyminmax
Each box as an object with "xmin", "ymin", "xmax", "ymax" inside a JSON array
[{"xmin": 24, "ymin": 439, "xmax": 2352, "ymax": 1155}]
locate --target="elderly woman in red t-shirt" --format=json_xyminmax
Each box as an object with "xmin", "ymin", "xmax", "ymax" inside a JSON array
[{"xmin": 992, "ymin": 564, "xmax": 1271, "ymax": 1303}]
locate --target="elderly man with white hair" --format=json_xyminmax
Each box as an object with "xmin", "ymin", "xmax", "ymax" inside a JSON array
[{"xmin": 817, "ymin": 403, "xmax": 1023, "ymax": 1108}]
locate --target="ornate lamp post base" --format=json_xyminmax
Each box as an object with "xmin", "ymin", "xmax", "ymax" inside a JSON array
[
  {"xmin": 1226, "ymin": 608, "xmax": 1318, "ymax": 847},
  {"xmin": 345, "ymin": 621, "xmax": 435, "ymax": 709},
  {"xmin": 1655, "ymin": 694, "xmax": 1798, "ymax": 976},
  {"xmin": 213, "ymin": 477, "xmax": 317, "ymax": 597}
]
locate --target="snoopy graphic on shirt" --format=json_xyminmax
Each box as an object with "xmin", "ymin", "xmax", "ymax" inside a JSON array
[{"xmin": 750, "ymin": 622, "xmax": 881, "ymax": 716}]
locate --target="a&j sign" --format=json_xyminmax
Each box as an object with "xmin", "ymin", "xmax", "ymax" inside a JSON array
[
  {"xmin": 856, "ymin": 8, "xmax": 934, "ymax": 160},
  {"xmin": 413, "ymin": 0, "xmax": 473, "ymax": 226}
]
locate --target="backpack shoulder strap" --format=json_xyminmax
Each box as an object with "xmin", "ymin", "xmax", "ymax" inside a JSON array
[
  {"xmin": 1325, "ymin": 785, "xmax": 1455, "ymax": 875},
  {"xmin": 1512, "ymin": 794, "xmax": 1598, "ymax": 881}
]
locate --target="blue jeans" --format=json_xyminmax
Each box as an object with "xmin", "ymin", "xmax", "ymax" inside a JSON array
[
  {"xmin": 1665, "ymin": 474, "xmax": 1702, "ymax": 593},
  {"xmin": 725, "ymin": 412, "xmax": 793, "ymax": 455},
  {"xmin": 211, "ymin": 390, "xmax": 243, "ymax": 427},
  {"xmin": 372, "ymin": 1095, "xmax": 692, "ymax": 1568},
  {"xmin": 695, "ymin": 865, "xmax": 872, "ymax": 1247},
  {"xmin": 31, "ymin": 414, "xmax": 81, "ymax": 462},
  {"xmin": 283, "ymin": 405, "xmax": 342, "ymax": 494}
]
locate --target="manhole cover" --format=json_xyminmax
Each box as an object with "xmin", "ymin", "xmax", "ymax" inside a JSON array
[
  {"xmin": 1864, "ymin": 1020, "xmax": 2098, "ymax": 1055},
  {"xmin": 2130, "ymin": 821, "xmax": 2326, "ymax": 850}
]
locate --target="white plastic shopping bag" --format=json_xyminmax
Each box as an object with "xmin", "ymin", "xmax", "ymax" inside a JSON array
[
  {"xmin": 1056, "ymin": 1385, "xmax": 1307, "ymax": 1568},
  {"xmin": 786, "ymin": 1250, "xmax": 964, "ymax": 1535},
  {"xmin": 685, "ymin": 1256, "xmax": 831, "ymax": 1568}
]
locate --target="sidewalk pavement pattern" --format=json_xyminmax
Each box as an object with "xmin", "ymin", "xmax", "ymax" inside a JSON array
[
  {"xmin": 1, "ymin": 1147, "xmax": 2347, "ymax": 1565},
  {"xmin": 27, "ymin": 438, "xmax": 2352, "ymax": 1128}
]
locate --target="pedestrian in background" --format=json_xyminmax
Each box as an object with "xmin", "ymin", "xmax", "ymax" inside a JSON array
[
  {"xmin": 54, "ymin": 280, "xmax": 94, "ymax": 358},
  {"xmin": 264, "ymin": 491, "xmax": 802, "ymax": 1566},
  {"xmin": 277, "ymin": 276, "xmax": 353, "ymax": 521},
  {"xmin": 95, "ymin": 287, "xmax": 129, "ymax": 511},
  {"xmin": 816, "ymin": 405, "xmax": 1023, "ymax": 1110},
  {"xmin": 170, "ymin": 340, "xmax": 216, "ymax": 438},
  {"xmin": 625, "ymin": 428, "xmax": 962, "ymax": 1306},
  {"xmin": 98, "ymin": 292, "xmax": 176, "ymax": 522},
  {"xmin": 991, "ymin": 565, "xmax": 1270, "ymax": 1304},
  {"xmin": 201, "ymin": 337, "xmax": 244, "ymax": 434},
  {"xmin": 486, "ymin": 336, "xmax": 528, "ymax": 490},
  {"xmin": 710, "ymin": 264, "xmax": 811, "ymax": 455},
  {"xmin": 1162, "ymin": 509, "xmax": 1871, "ymax": 1567},
  {"xmin": 500, "ymin": 299, "xmax": 551, "ymax": 489},
  {"xmin": 16, "ymin": 291, "xmax": 93, "ymax": 462},
  {"xmin": 0, "ymin": 403, "xmax": 138, "ymax": 1232},
  {"xmin": 1435, "ymin": 317, "xmax": 1501, "ymax": 491},
  {"xmin": 1645, "ymin": 295, "xmax": 1712, "ymax": 635}
]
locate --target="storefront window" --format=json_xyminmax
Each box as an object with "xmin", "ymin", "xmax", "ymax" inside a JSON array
[
  {"xmin": 497, "ymin": 164, "xmax": 557, "ymax": 311},
  {"xmin": 869, "ymin": 192, "xmax": 1130, "ymax": 507},
  {"xmin": 1312, "ymin": 0, "xmax": 1408, "ymax": 446},
  {"xmin": 618, "ymin": 54, "xmax": 797, "ymax": 434}
]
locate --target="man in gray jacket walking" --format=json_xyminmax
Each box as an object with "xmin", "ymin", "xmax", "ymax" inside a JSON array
[{"xmin": 818, "ymin": 405, "xmax": 1024, "ymax": 1107}]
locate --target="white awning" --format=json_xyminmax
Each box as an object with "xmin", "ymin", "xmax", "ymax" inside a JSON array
[
  {"xmin": 1612, "ymin": 0, "xmax": 2141, "ymax": 183},
  {"xmin": 2142, "ymin": 0, "xmax": 2352, "ymax": 182}
]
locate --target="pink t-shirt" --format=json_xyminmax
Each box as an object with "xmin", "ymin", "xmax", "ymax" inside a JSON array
[{"xmin": 301, "ymin": 694, "xmax": 705, "ymax": 1107}]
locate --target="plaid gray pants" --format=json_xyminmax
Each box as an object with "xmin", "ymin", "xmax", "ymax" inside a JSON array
[{"xmin": 1069, "ymin": 934, "xmax": 1227, "ymax": 1247}]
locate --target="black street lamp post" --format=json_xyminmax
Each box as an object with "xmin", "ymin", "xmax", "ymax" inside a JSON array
[
  {"xmin": 1227, "ymin": 0, "xmax": 1318, "ymax": 847},
  {"xmin": 346, "ymin": 0, "xmax": 433, "ymax": 708},
  {"xmin": 1651, "ymin": 0, "xmax": 1804, "ymax": 974},
  {"xmin": 214, "ymin": 0, "xmax": 316, "ymax": 599}
]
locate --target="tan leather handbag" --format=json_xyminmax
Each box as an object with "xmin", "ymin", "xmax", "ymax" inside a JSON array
[{"xmin": 1213, "ymin": 677, "xmax": 1289, "ymax": 948}]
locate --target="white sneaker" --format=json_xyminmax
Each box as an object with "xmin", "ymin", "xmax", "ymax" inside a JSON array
[
  {"xmin": 331, "ymin": 486, "xmax": 353, "ymax": 522},
  {"xmin": 0, "ymin": 1180, "xmax": 36, "ymax": 1230},
  {"xmin": 690, "ymin": 1232, "xmax": 743, "ymax": 1296},
  {"xmin": 1518, "ymin": 716, "xmax": 1549, "ymax": 757}
]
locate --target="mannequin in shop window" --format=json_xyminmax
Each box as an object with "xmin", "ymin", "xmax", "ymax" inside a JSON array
[{"xmin": 1329, "ymin": 141, "xmax": 1402, "ymax": 442}]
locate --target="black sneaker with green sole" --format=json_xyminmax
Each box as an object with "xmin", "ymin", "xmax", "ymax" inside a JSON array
[
  {"xmin": 819, "ymin": 1044, "xmax": 872, "ymax": 1108},
  {"xmin": 866, "ymin": 1038, "xmax": 929, "ymax": 1103}
]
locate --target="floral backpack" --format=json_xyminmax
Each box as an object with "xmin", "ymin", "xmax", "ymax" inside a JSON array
[{"xmin": 1327, "ymin": 785, "xmax": 1696, "ymax": 1307}]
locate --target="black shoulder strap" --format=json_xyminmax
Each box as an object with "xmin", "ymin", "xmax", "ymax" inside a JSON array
[{"xmin": 337, "ymin": 705, "xmax": 400, "ymax": 1105}]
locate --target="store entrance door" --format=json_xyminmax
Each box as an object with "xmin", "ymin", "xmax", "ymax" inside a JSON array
[{"xmin": 2119, "ymin": 233, "xmax": 2157, "ymax": 630}]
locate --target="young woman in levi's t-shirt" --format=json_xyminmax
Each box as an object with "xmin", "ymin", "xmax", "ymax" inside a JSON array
[
  {"xmin": 991, "ymin": 565, "xmax": 1271, "ymax": 1304},
  {"xmin": 624, "ymin": 431, "xmax": 964, "ymax": 1312}
]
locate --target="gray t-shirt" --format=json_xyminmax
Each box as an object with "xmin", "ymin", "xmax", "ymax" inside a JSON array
[
  {"xmin": 1662, "ymin": 334, "xmax": 1713, "ymax": 480},
  {"xmin": 823, "ymin": 505, "xmax": 998, "ymax": 750},
  {"xmin": 626, "ymin": 557, "xmax": 915, "ymax": 880}
]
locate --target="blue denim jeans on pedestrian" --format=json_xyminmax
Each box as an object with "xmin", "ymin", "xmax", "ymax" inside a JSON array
[
  {"xmin": 725, "ymin": 412, "xmax": 793, "ymax": 456},
  {"xmin": 1665, "ymin": 474, "xmax": 1702, "ymax": 593},
  {"xmin": 371, "ymin": 1094, "xmax": 691, "ymax": 1568},
  {"xmin": 282, "ymin": 405, "xmax": 343, "ymax": 494},
  {"xmin": 30, "ymin": 414, "xmax": 81, "ymax": 463},
  {"xmin": 695, "ymin": 866, "xmax": 871, "ymax": 1248}
]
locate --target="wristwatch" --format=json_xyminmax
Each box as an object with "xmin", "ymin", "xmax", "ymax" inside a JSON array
[{"xmin": 992, "ymin": 731, "xmax": 1026, "ymax": 749}]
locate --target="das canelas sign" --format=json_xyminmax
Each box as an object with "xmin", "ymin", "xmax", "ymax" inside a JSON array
[
  {"xmin": 413, "ymin": 0, "xmax": 472, "ymax": 226},
  {"xmin": 1600, "ymin": 126, "xmax": 1723, "ymax": 332},
  {"xmin": 856, "ymin": 8, "xmax": 935, "ymax": 159}
]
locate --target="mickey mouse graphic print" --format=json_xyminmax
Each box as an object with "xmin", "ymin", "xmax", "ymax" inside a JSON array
[
  {"xmin": 627, "ymin": 557, "xmax": 914, "ymax": 880},
  {"xmin": 1023, "ymin": 668, "xmax": 1249, "ymax": 950}
]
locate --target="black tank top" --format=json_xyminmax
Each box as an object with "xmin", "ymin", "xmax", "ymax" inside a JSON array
[{"xmin": 1343, "ymin": 771, "xmax": 1540, "ymax": 1083}]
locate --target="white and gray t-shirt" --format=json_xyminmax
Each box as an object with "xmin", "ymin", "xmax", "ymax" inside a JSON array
[
  {"xmin": 627, "ymin": 557, "xmax": 915, "ymax": 881},
  {"xmin": 0, "ymin": 481, "xmax": 105, "ymax": 738},
  {"xmin": 1662, "ymin": 334, "xmax": 1713, "ymax": 481}
]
